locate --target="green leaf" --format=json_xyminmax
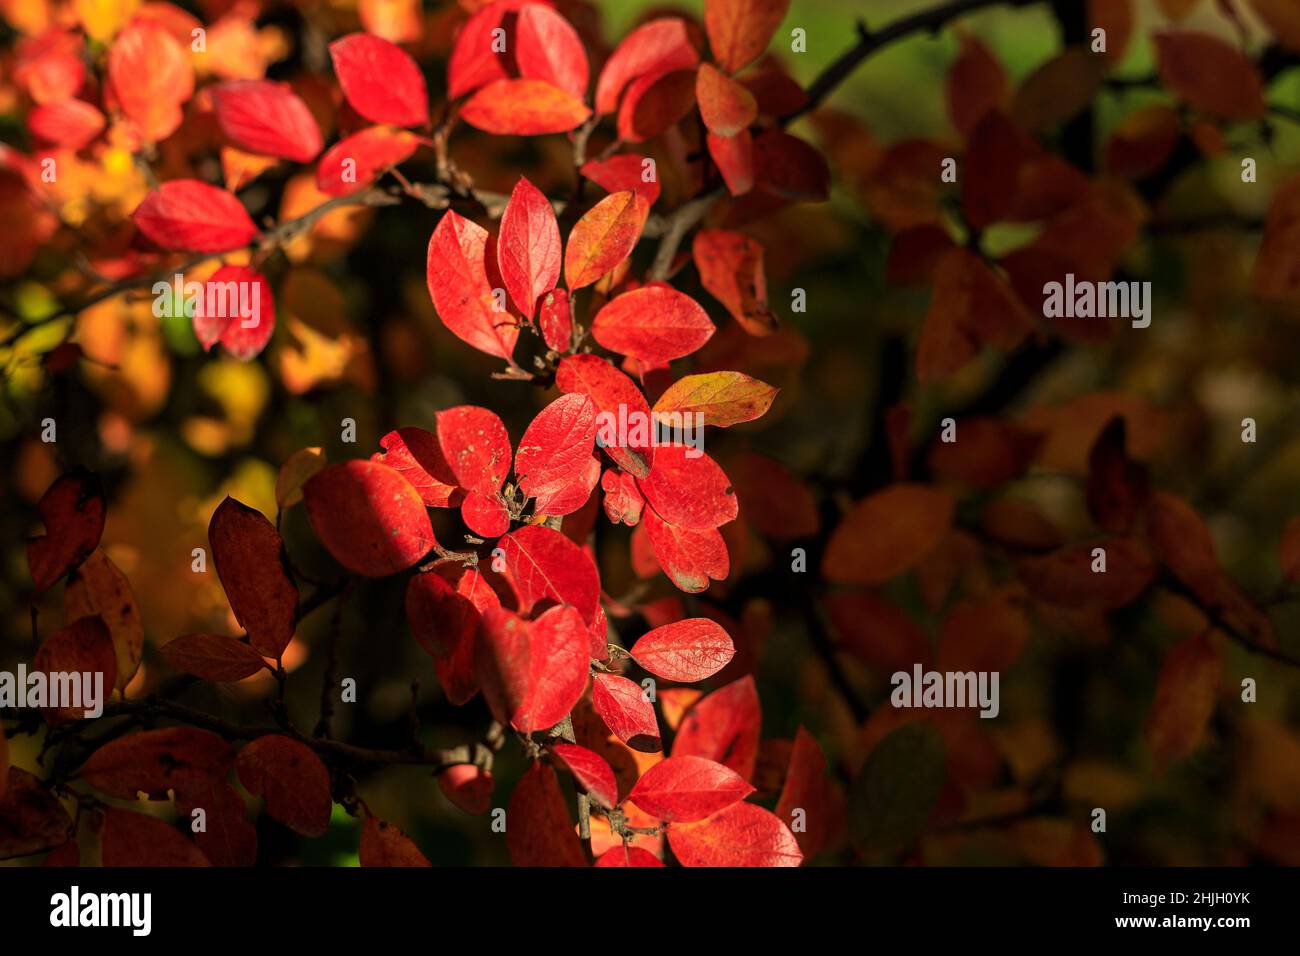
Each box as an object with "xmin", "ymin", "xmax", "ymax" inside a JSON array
[{"xmin": 849, "ymin": 721, "xmax": 946, "ymax": 856}]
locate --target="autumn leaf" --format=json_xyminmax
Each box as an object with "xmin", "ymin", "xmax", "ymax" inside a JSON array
[
  {"xmin": 372, "ymin": 427, "xmax": 461, "ymax": 508},
  {"xmin": 82, "ymin": 727, "xmax": 235, "ymax": 799},
  {"xmin": 161, "ymin": 633, "xmax": 269, "ymax": 682},
  {"xmin": 329, "ymin": 32, "xmax": 429, "ymax": 128},
  {"xmin": 32, "ymin": 616, "xmax": 117, "ymax": 724},
  {"xmin": 303, "ymin": 461, "xmax": 438, "ymax": 577},
  {"xmin": 515, "ymin": 4, "xmax": 589, "ymax": 101},
  {"xmin": 775, "ymin": 727, "xmax": 844, "ymax": 859},
  {"xmin": 642, "ymin": 507, "xmax": 730, "ymax": 593},
  {"xmin": 653, "ymin": 371, "xmax": 777, "ymax": 429},
  {"xmin": 101, "ymin": 809, "xmax": 210, "ymax": 866},
  {"xmin": 628, "ymin": 755, "xmax": 752, "ymax": 822},
  {"xmin": 26, "ymin": 468, "xmax": 105, "ymax": 592},
  {"xmin": 630, "ymin": 618, "xmax": 735, "ymax": 682},
  {"xmin": 211, "ymin": 80, "xmax": 323, "ymax": 163},
  {"xmin": 822, "ymin": 484, "xmax": 955, "ymax": 585},
  {"xmin": 192, "ymin": 265, "xmax": 275, "ymax": 360},
  {"xmin": 360, "ymin": 816, "xmax": 431, "ymax": 867},
  {"xmin": 27, "ymin": 98, "xmax": 105, "ymax": 149},
  {"xmin": 1015, "ymin": 538, "xmax": 1155, "ymax": 609},
  {"xmin": 556, "ymin": 353, "xmax": 653, "ymax": 477},
  {"xmin": 498, "ymin": 177, "xmax": 562, "ymax": 319},
  {"xmin": 107, "ymin": 19, "xmax": 193, "ymax": 141},
  {"xmin": 427, "ymin": 210, "xmax": 520, "ymax": 361},
  {"xmin": 592, "ymin": 673, "xmax": 661, "ymax": 752},
  {"xmin": 1145, "ymin": 632, "xmax": 1223, "ymax": 766},
  {"xmin": 671, "ymin": 676, "xmax": 760, "ymax": 779},
  {"xmin": 591, "ymin": 285, "xmax": 716, "ymax": 365},
  {"xmin": 595, "ymin": 845, "xmax": 664, "ymax": 866},
  {"xmin": 236, "ymin": 735, "xmax": 332, "ymax": 837},
  {"xmin": 697, "ymin": 62, "xmax": 758, "ymax": 136},
  {"xmin": 692, "ymin": 229, "xmax": 777, "ymax": 335},
  {"xmin": 1154, "ymin": 31, "xmax": 1265, "ymax": 120},
  {"xmin": 477, "ymin": 606, "xmax": 589, "ymax": 734},
  {"xmin": 438, "ymin": 764, "xmax": 494, "ymax": 815},
  {"xmin": 564, "ymin": 190, "xmax": 643, "ymax": 291},
  {"xmin": 0, "ymin": 769, "xmax": 74, "ymax": 861},
  {"xmin": 506, "ymin": 763, "xmax": 586, "ymax": 866},
  {"xmin": 209, "ymin": 497, "xmax": 297, "ymax": 659},
  {"xmin": 594, "ymin": 18, "xmax": 700, "ymax": 115},
  {"xmin": 316, "ymin": 127, "xmax": 419, "ymax": 197},
  {"xmin": 946, "ymin": 33, "xmax": 1007, "ymax": 138},
  {"xmin": 704, "ymin": 0, "xmax": 791, "ymax": 75},
  {"xmin": 132, "ymin": 180, "xmax": 259, "ymax": 253},
  {"xmin": 668, "ymin": 801, "xmax": 802, "ymax": 866},
  {"xmin": 638, "ymin": 444, "xmax": 737, "ymax": 532},
  {"xmin": 515, "ymin": 394, "xmax": 600, "ymax": 516},
  {"xmin": 462, "ymin": 78, "xmax": 592, "ymax": 135},
  {"xmin": 497, "ymin": 524, "xmax": 601, "ymax": 627},
  {"xmin": 550, "ymin": 742, "xmax": 619, "ymax": 809}
]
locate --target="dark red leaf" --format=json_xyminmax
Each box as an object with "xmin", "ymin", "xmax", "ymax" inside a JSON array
[
  {"xmin": 26, "ymin": 468, "xmax": 104, "ymax": 593},
  {"xmin": 161, "ymin": 634, "xmax": 268, "ymax": 682},
  {"xmin": 82, "ymin": 728, "xmax": 235, "ymax": 799},
  {"xmin": 101, "ymin": 809, "xmax": 210, "ymax": 866},
  {"xmin": 209, "ymin": 497, "xmax": 297, "ymax": 658},
  {"xmin": 236, "ymin": 735, "xmax": 332, "ymax": 837},
  {"xmin": 31, "ymin": 616, "xmax": 116, "ymax": 724},
  {"xmin": 360, "ymin": 815, "xmax": 431, "ymax": 866},
  {"xmin": 506, "ymin": 763, "xmax": 585, "ymax": 866}
]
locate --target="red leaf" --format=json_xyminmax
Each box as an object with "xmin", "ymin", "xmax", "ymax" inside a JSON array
[
  {"xmin": 550, "ymin": 742, "xmax": 618, "ymax": 808},
  {"xmin": 1145, "ymin": 631, "xmax": 1223, "ymax": 765},
  {"xmin": 27, "ymin": 98, "xmax": 104, "ymax": 149},
  {"xmin": 107, "ymin": 19, "xmax": 193, "ymax": 142},
  {"xmin": 515, "ymin": 4, "xmax": 589, "ymax": 101},
  {"xmin": 175, "ymin": 780, "xmax": 257, "ymax": 867},
  {"xmin": 516, "ymin": 394, "xmax": 600, "ymax": 516},
  {"xmin": 753, "ymin": 129, "xmax": 829, "ymax": 201},
  {"xmin": 564, "ymin": 190, "xmax": 643, "ymax": 290},
  {"xmin": 638, "ymin": 444, "xmax": 737, "ymax": 531},
  {"xmin": 477, "ymin": 606, "xmax": 590, "ymax": 733},
  {"xmin": 191, "ymin": 265, "xmax": 275, "ymax": 360},
  {"xmin": 410, "ymin": 572, "xmax": 481, "ymax": 704},
  {"xmin": 506, "ymin": 763, "xmax": 586, "ymax": 866},
  {"xmin": 462, "ymin": 78, "xmax": 591, "ymax": 135},
  {"xmin": 161, "ymin": 634, "xmax": 268, "ymax": 682},
  {"xmin": 704, "ymin": 0, "xmax": 791, "ymax": 74},
  {"xmin": 438, "ymin": 764, "xmax": 494, "ymax": 814},
  {"xmin": 101, "ymin": 809, "xmax": 210, "ymax": 867},
  {"xmin": 31, "ymin": 617, "xmax": 116, "ymax": 724},
  {"xmin": 372, "ymin": 426, "xmax": 462, "ymax": 508},
  {"xmin": 595, "ymin": 18, "xmax": 700, "ymax": 115},
  {"xmin": 595, "ymin": 845, "xmax": 664, "ymax": 866},
  {"xmin": 461, "ymin": 491, "xmax": 511, "ymax": 538},
  {"xmin": 591, "ymin": 285, "xmax": 715, "ymax": 365},
  {"xmin": 556, "ymin": 354, "xmax": 652, "ymax": 477},
  {"xmin": 774, "ymin": 726, "xmax": 843, "ymax": 859},
  {"xmin": 592, "ymin": 673, "xmax": 661, "ymax": 752},
  {"xmin": 360, "ymin": 816, "xmax": 431, "ymax": 866},
  {"xmin": 436, "ymin": 405, "xmax": 512, "ymax": 496},
  {"xmin": 601, "ymin": 469, "xmax": 644, "ymax": 526},
  {"xmin": 209, "ymin": 497, "xmax": 297, "ymax": 658},
  {"xmin": 617, "ymin": 69, "xmax": 697, "ymax": 142},
  {"xmin": 329, "ymin": 32, "xmax": 429, "ymax": 127},
  {"xmin": 212, "ymin": 80, "xmax": 323, "ymax": 162},
  {"xmin": 697, "ymin": 62, "xmax": 757, "ymax": 136},
  {"xmin": 627, "ymin": 754, "xmax": 753, "ymax": 821},
  {"xmin": 427, "ymin": 210, "xmax": 520, "ymax": 360},
  {"xmin": 708, "ymin": 129, "xmax": 755, "ymax": 195},
  {"xmin": 946, "ymin": 33, "xmax": 1007, "ymax": 138},
  {"xmin": 668, "ymin": 801, "xmax": 801, "ymax": 866},
  {"xmin": 236, "ymin": 735, "xmax": 332, "ymax": 837},
  {"xmin": 1154, "ymin": 31, "xmax": 1265, "ymax": 120},
  {"xmin": 132, "ymin": 180, "xmax": 258, "ymax": 253},
  {"xmin": 692, "ymin": 229, "xmax": 776, "ymax": 334},
  {"xmin": 302, "ymin": 461, "xmax": 438, "ymax": 577},
  {"xmin": 671, "ymin": 675, "xmax": 759, "ymax": 779},
  {"xmin": 0, "ymin": 769, "xmax": 73, "ymax": 860},
  {"xmin": 26, "ymin": 468, "xmax": 104, "ymax": 593},
  {"xmin": 643, "ymin": 507, "xmax": 729, "ymax": 593},
  {"xmin": 447, "ymin": 1, "xmax": 515, "ymax": 100},
  {"xmin": 316, "ymin": 126, "xmax": 419, "ymax": 197},
  {"xmin": 498, "ymin": 176, "xmax": 562, "ymax": 318},
  {"xmin": 580, "ymin": 154, "xmax": 662, "ymax": 207},
  {"xmin": 1015, "ymin": 538, "xmax": 1156, "ymax": 609},
  {"xmin": 538, "ymin": 287, "xmax": 573, "ymax": 352},
  {"xmin": 630, "ymin": 618, "xmax": 734, "ymax": 682},
  {"xmin": 82, "ymin": 728, "xmax": 235, "ymax": 799},
  {"xmin": 498, "ymin": 524, "xmax": 601, "ymax": 626}
]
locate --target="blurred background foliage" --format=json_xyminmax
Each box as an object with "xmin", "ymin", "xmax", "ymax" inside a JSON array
[{"xmin": 4, "ymin": 0, "xmax": 1300, "ymax": 865}]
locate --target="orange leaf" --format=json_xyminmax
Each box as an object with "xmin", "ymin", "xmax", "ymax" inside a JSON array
[
  {"xmin": 461, "ymin": 78, "xmax": 592, "ymax": 136},
  {"xmin": 822, "ymin": 484, "xmax": 955, "ymax": 585},
  {"xmin": 696, "ymin": 62, "xmax": 758, "ymax": 137},
  {"xmin": 1145, "ymin": 632, "xmax": 1222, "ymax": 766},
  {"xmin": 704, "ymin": 0, "xmax": 791, "ymax": 74},
  {"xmin": 564, "ymin": 190, "xmax": 643, "ymax": 290}
]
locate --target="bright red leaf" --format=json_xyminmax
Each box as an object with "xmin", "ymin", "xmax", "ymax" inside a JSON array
[
  {"xmin": 132, "ymin": 180, "xmax": 258, "ymax": 253},
  {"xmin": 630, "ymin": 618, "xmax": 735, "ymax": 682},
  {"xmin": 591, "ymin": 285, "xmax": 715, "ymax": 365},
  {"xmin": 427, "ymin": 210, "xmax": 520, "ymax": 361},
  {"xmin": 477, "ymin": 606, "xmax": 589, "ymax": 733},
  {"xmin": 498, "ymin": 176, "xmax": 562, "ymax": 319},
  {"xmin": 211, "ymin": 80, "xmax": 323, "ymax": 163},
  {"xmin": 329, "ymin": 32, "xmax": 429, "ymax": 128},
  {"xmin": 627, "ymin": 754, "xmax": 753, "ymax": 822},
  {"xmin": 592, "ymin": 673, "xmax": 661, "ymax": 752},
  {"xmin": 550, "ymin": 742, "xmax": 618, "ymax": 808}
]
